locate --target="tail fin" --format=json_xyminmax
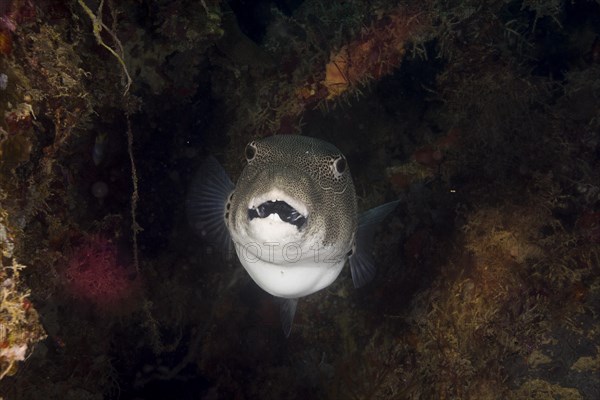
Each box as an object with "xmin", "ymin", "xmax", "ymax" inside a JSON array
[{"xmin": 278, "ymin": 297, "xmax": 298, "ymax": 338}]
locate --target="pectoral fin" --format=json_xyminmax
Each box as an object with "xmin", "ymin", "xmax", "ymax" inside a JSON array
[
  {"xmin": 349, "ymin": 200, "xmax": 400, "ymax": 288},
  {"xmin": 186, "ymin": 155, "xmax": 235, "ymax": 252}
]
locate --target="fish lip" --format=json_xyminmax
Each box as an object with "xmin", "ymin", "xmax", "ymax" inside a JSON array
[{"xmin": 249, "ymin": 190, "xmax": 308, "ymax": 218}]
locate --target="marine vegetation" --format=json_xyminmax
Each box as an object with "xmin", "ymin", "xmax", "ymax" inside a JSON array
[{"xmin": 0, "ymin": 0, "xmax": 599, "ymax": 399}]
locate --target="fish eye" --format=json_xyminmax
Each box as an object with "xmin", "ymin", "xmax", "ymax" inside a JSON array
[
  {"xmin": 245, "ymin": 142, "xmax": 257, "ymax": 161},
  {"xmin": 334, "ymin": 157, "xmax": 346, "ymax": 174}
]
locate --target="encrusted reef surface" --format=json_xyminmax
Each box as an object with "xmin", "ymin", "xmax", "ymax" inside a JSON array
[{"xmin": 0, "ymin": 0, "xmax": 599, "ymax": 399}]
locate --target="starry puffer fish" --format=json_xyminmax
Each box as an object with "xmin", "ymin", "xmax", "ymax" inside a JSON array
[{"xmin": 187, "ymin": 135, "xmax": 399, "ymax": 336}]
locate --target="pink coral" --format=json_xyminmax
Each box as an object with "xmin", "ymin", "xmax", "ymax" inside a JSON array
[
  {"xmin": 64, "ymin": 235, "xmax": 138, "ymax": 311},
  {"xmin": 0, "ymin": 0, "xmax": 36, "ymax": 32}
]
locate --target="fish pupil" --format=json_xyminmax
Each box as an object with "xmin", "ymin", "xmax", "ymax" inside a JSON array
[
  {"xmin": 335, "ymin": 157, "xmax": 346, "ymax": 173},
  {"xmin": 248, "ymin": 201, "xmax": 306, "ymax": 229},
  {"xmin": 245, "ymin": 144, "xmax": 256, "ymax": 160}
]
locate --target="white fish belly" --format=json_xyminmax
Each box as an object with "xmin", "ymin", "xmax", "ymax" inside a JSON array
[{"xmin": 234, "ymin": 242, "xmax": 346, "ymax": 298}]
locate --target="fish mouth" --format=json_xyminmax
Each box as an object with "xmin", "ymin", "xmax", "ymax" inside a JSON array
[{"xmin": 248, "ymin": 191, "xmax": 308, "ymax": 229}]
